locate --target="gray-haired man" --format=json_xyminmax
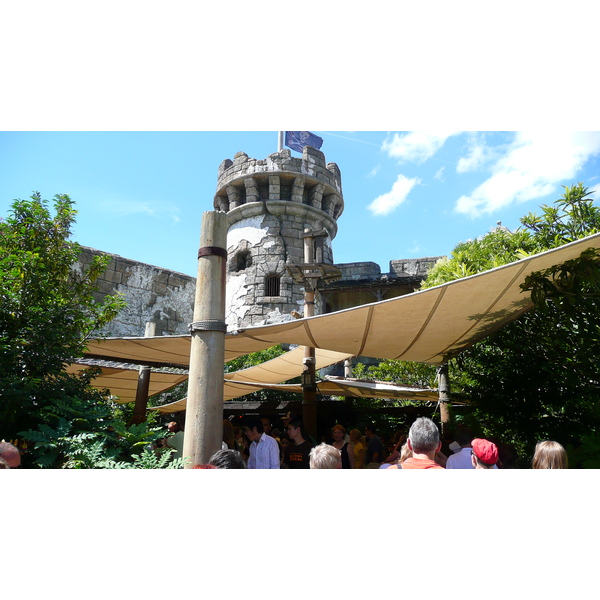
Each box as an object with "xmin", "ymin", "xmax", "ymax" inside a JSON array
[{"xmin": 402, "ymin": 417, "xmax": 445, "ymax": 469}]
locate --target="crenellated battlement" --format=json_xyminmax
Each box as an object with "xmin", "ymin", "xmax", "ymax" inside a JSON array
[{"xmin": 213, "ymin": 147, "xmax": 344, "ymax": 221}]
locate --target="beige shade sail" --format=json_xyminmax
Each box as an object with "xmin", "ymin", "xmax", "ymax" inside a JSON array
[
  {"xmin": 65, "ymin": 362, "xmax": 188, "ymax": 402},
  {"xmin": 151, "ymin": 376, "xmax": 441, "ymax": 414},
  {"xmin": 223, "ymin": 346, "xmax": 353, "ymax": 394},
  {"xmin": 68, "ymin": 347, "xmax": 352, "ymax": 404},
  {"xmin": 82, "ymin": 232, "xmax": 600, "ymax": 367},
  {"xmin": 226, "ymin": 233, "xmax": 600, "ymax": 364}
]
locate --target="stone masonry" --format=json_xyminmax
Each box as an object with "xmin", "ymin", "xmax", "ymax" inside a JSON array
[
  {"xmin": 77, "ymin": 247, "xmax": 195, "ymax": 337},
  {"xmin": 216, "ymin": 146, "xmax": 344, "ymax": 330}
]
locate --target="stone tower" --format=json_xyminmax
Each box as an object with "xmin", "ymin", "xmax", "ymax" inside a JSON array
[{"xmin": 214, "ymin": 146, "xmax": 344, "ymax": 330}]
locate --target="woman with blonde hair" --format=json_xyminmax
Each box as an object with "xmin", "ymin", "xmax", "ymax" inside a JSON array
[
  {"xmin": 532, "ymin": 440, "xmax": 568, "ymax": 469},
  {"xmin": 331, "ymin": 424, "xmax": 355, "ymax": 469},
  {"xmin": 386, "ymin": 442, "xmax": 412, "ymax": 469},
  {"xmin": 349, "ymin": 429, "xmax": 366, "ymax": 469}
]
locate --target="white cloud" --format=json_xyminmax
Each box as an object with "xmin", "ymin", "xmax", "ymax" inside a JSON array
[
  {"xmin": 455, "ymin": 132, "xmax": 600, "ymax": 217},
  {"xmin": 100, "ymin": 197, "xmax": 182, "ymax": 224},
  {"xmin": 382, "ymin": 131, "xmax": 459, "ymax": 164},
  {"xmin": 368, "ymin": 164, "xmax": 380, "ymax": 177},
  {"xmin": 434, "ymin": 166, "xmax": 445, "ymax": 181},
  {"xmin": 104, "ymin": 200, "xmax": 157, "ymax": 216},
  {"xmin": 367, "ymin": 174, "xmax": 420, "ymax": 216},
  {"xmin": 457, "ymin": 135, "xmax": 487, "ymax": 173},
  {"xmin": 589, "ymin": 183, "xmax": 600, "ymax": 202}
]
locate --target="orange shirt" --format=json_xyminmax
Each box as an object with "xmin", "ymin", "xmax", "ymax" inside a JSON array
[{"xmin": 401, "ymin": 457, "xmax": 444, "ymax": 469}]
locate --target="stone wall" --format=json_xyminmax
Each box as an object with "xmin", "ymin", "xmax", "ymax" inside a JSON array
[
  {"xmin": 389, "ymin": 257, "xmax": 443, "ymax": 277},
  {"xmin": 336, "ymin": 261, "xmax": 381, "ymax": 281},
  {"xmin": 77, "ymin": 247, "xmax": 195, "ymax": 337},
  {"xmin": 78, "ymin": 247, "xmax": 444, "ymax": 339},
  {"xmin": 322, "ymin": 257, "xmax": 445, "ymax": 312},
  {"xmin": 225, "ymin": 208, "xmax": 335, "ymax": 330}
]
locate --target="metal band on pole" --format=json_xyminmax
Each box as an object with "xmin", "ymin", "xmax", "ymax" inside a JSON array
[
  {"xmin": 188, "ymin": 320, "xmax": 227, "ymax": 333},
  {"xmin": 198, "ymin": 246, "xmax": 228, "ymax": 260}
]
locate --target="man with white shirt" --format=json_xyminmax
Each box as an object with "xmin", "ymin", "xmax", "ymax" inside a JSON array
[
  {"xmin": 244, "ymin": 416, "xmax": 280, "ymax": 469},
  {"xmin": 445, "ymin": 426, "xmax": 476, "ymax": 469},
  {"xmin": 447, "ymin": 426, "xmax": 498, "ymax": 469}
]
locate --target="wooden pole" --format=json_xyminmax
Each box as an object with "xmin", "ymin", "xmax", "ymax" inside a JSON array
[
  {"xmin": 437, "ymin": 363, "xmax": 452, "ymax": 438},
  {"xmin": 302, "ymin": 229, "xmax": 317, "ymax": 440},
  {"xmin": 183, "ymin": 211, "xmax": 228, "ymax": 468},
  {"xmin": 130, "ymin": 321, "xmax": 156, "ymax": 425}
]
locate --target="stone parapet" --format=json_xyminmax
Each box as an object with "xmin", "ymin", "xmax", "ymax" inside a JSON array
[
  {"xmin": 335, "ymin": 262, "xmax": 382, "ymax": 281},
  {"xmin": 389, "ymin": 257, "xmax": 445, "ymax": 277},
  {"xmin": 226, "ymin": 200, "xmax": 339, "ymax": 241},
  {"xmin": 214, "ymin": 147, "xmax": 344, "ymax": 220}
]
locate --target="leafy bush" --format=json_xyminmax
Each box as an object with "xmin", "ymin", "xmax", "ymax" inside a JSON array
[{"xmin": 1, "ymin": 192, "xmax": 184, "ymax": 468}]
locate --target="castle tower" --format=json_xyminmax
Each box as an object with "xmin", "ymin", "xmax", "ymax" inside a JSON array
[{"xmin": 214, "ymin": 146, "xmax": 344, "ymax": 330}]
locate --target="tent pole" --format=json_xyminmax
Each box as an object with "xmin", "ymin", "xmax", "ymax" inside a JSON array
[
  {"xmin": 130, "ymin": 321, "xmax": 156, "ymax": 425},
  {"xmin": 302, "ymin": 229, "xmax": 317, "ymax": 440},
  {"xmin": 437, "ymin": 363, "xmax": 452, "ymax": 438},
  {"xmin": 183, "ymin": 211, "xmax": 228, "ymax": 468}
]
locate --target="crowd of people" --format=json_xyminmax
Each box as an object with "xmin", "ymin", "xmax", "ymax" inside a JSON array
[
  {"xmin": 0, "ymin": 414, "xmax": 569, "ymax": 470},
  {"xmin": 189, "ymin": 413, "xmax": 570, "ymax": 470}
]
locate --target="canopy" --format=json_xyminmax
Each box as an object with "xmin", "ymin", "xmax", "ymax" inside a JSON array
[
  {"xmin": 65, "ymin": 361, "xmax": 187, "ymax": 400},
  {"xmin": 68, "ymin": 347, "xmax": 353, "ymax": 404},
  {"xmin": 223, "ymin": 347, "xmax": 353, "ymax": 399},
  {"xmin": 150, "ymin": 376, "xmax": 441, "ymax": 414},
  {"xmin": 83, "ymin": 232, "xmax": 600, "ymax": 366}
]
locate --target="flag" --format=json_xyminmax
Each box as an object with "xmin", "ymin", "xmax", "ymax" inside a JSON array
[{"xmin": 284, "ymin": 131, "xmax": 323, "ymax": 153}]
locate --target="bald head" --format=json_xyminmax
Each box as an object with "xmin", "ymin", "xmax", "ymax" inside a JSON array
[{"xmin": 0, "ymin": 441, "xmax": 21, "ymax": 468}]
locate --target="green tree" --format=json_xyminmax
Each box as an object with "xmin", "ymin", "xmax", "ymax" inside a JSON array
[
  {"xmin": 423, "ymin": 227, "xmax": 536, "ymax": 289},
  {"xmin": 352, "ymin": 358, "xmax": 438, "ymax": 388},
  {"xmin": 0, "ymin": 193, "xmax": 132, "ymax": 466},
  {"xmin": 424, "ymin": 183, "xmax": 600, "ymax": 462}
]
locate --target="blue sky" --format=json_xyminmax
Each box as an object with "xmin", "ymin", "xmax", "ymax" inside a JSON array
[{"xmin": 1, "ymin": 131, "xmax": 600, "ymax": 278}]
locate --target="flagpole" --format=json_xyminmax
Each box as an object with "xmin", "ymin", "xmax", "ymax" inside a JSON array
[{"xmin": 278, "ymin": 131, "xmax": 284, "ymax": 152}]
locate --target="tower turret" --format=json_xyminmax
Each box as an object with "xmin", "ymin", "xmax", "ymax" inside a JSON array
[{"xmin": 214, "ymin": 146, "xmax": 344, "ymax": 329}]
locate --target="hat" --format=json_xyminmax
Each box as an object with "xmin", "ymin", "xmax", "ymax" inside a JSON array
[
  {"xmin": 471, "ymin": 438, "xmax": 498, "ymax": 465},
  {"xmin": 449, "ymin": 441, "xmax": 462, "ymax": 454}
]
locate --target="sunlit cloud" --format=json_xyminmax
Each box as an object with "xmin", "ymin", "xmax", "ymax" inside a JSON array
[
  {"xmin": 100, "ymin": 198, "xmax": 182, "ymax": 224},
  {"xmin": 382, "ymin": 131, "xmax": 459, "ymax": 164},
  {"xmin": 589, "ymin": 185, "xmax": 600, "ymax": 202},
  {"xmin": 455, "ymin": 132, "xmax": 600, "ymax": 217},
  {"xmin": 434, "ymin": 166, "xmax": 445, "ymax": 181},
  {"xmin": 368, "ymin": 164, "xmax": 381, "ymax": 177},
  {"xmin": 367, "ymin": 174, "xmax": 420, "ymax": 216},
  {"xmin": 586, "ymin": 176, "xmax": 600, "ymax": 201},
  {"xmin": 456, "ymin": 132, "xmax": 498, "ymax": 173}
]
